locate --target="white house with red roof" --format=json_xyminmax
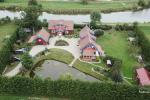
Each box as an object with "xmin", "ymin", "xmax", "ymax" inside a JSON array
[
  {"xmin": 28, "ymin": 28, "xmax": 50, "ymax": 45},
  {"xmin": 48, "ymin": 20, "xmax": 74, "ymax": 35}
]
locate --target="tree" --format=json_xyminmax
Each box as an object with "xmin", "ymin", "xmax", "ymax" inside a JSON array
[
  {"xmin": 21, "ymin": 5, "xmax": 42, "ymax": 30},
  {"xmin": 90, "ymin": 12, "xmax": 101, "ymax": 22},
  {"xmin": 80, "ymin": 0, "xmax": 88, "ymax": 5},
  {"xmin": 21, "ymin": 53, "xmax": 33, "ymax": 70},
  {"xmin": 28, "ymin": 0, "xmax": 38, "ymax": 6},
  {"xmin": 94, "ymin": 29, "xmax": 104, "ymax": 37},
  {"xmin": 110, "ymin": 60, "xmax": 123, "ymax": 82},
  {"xmin": 90, "ymin": 20, "xmax": 96, "ymax": 29},
  {"xmin": 0, "ymin": 0, "xmax": 4, "ymax": 2},
  {"xmin": 138, "ymin": 0, "xmax": 146, "ymax": 7},
  {"xmin": 17, "ymin": 28, "xmax": 28, "ymax": 41}
]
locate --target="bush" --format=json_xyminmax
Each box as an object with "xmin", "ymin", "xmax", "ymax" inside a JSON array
[
  {"xmin": 115, "ymin": 24, "xmax": 134, "ymax": 31},
  {"xmin": 94, "ymin": 29, "xmax": 104, "ymax": 37},
  {"xmin": 134, "ymin": 27, "xmax": 150, "ymax": 63},
  {"xmin": 0, "ymin": 0, "xmax": 4, "ymax": 2},
  {"xmin": 28, "ymin": 0, "xmax": 38, "ymax": 6},
  {"xmin": 80, "ymin": 0, "xmax": 88, "ymax": 5},
  {"xmin": 0, "ymin": 16, "xmax": 11, "ymax": 25},
  {"xmin": 90, "ymin": 20, "xmax": 96, "ymax": 29},
  {"xmin": 138, "ymin": 0, "xmax": 146, "ymax": 7},
  {"xmin": 21, "ymin": 53, "xmax": 33, "ymax": 70}
]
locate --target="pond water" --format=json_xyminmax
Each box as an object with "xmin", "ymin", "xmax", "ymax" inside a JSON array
[
  {"xmin": 33, "ymin": 60, "xmax": 99, "ymax": 81},
  {"xmin": 0, "ymin": 8, "xmax": 150, "ymax": 24}
]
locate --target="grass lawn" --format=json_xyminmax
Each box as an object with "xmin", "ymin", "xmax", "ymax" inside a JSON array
[
  {"xmin": 34, "ymin": 48, "xmax": 74, "ymax": 66},
  {"xmin": 139, "ymin": 23, "xmax": 150, "ymax": 41},
  {"xmin": 1, "ymin": 0, "xmax": 139, "ymax": 13},
  {"xmin": 0, "ymin": 23, "xmax": 17, "ymax": 48},
  {"xmin": 96, "ymin": 31, "xmax": 140, "ymax": 78},
  {"xmin": 73, "ymin": 59, "xmax": 108, "ymax": 81},
  {"xmin": 0, "ymin": 94, "xmax": 68, "ymax": 100}
]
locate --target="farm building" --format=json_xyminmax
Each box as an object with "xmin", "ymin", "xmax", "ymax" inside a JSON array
[
  {"xmin": 28, "ymin": 28, "xmax": 50, "ymax": 45},
  {"xmin": 48, "ymin": 20, "xmax": 74, "ymax": 35},
  {"xmin": 136, "ymin": 68, "xmax": 150, "ymax": 86}
]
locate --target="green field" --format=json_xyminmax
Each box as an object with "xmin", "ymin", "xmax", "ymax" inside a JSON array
[
  {"xmin": 0, "ymin": 0, "xmax": 139, "ymax": 13},
  {"xmin": 0, "ymin": 23, "xmax": 17, "ymax": 47},
  {"xmin": 96, "ymin": 31, "xmax": 140, "ymax": 78}
]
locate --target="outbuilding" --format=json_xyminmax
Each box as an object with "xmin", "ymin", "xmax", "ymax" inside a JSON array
[{"xmin": 136, "ymin": 68, "xmax": 150, "ymax": 86}]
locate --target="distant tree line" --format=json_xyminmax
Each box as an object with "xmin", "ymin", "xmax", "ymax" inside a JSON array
[
  {"xmin": 138, "ymin": 0, "xmax": 150, "ymax": 8},
  {"xmin": 0, "ymin": 0, "xmax": 4, "ymax": 2}
]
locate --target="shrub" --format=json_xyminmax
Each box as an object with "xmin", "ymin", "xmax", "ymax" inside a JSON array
[
  {"xmin": 94, "ymin": 29, "xmax": 104, "ymax": 37},
  {"xmin": 90, "ymin": 20, "xmax": 96, "ymax": 29},
  {"xmin": 138, "ymin": 0, "xmax": 146, "ymax": 7},
  {"xmin": 28, "ymin": 0, "xmax": 38, "ymax": 6},
  {"xmin": 21, "ymin": 53, "xmax": 33, "ymax": 70},
  {"xmin": 80, "ymin": 0, "xmax": 88, "ymax": 5},
  {"xmin": 0, "ymin": 0, "xmax": 4, "ymax": 2},
  {"xmin": 133, "ymin": 27, "xmax": 150, "ymax": 63}
]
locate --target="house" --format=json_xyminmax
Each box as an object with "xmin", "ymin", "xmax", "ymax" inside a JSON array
[
  {"xmin": 79, "ymin": 25, "xmax": 96, "ymax": 40},
  {"xmin": 28, "ymin": 28, "xmax": 50, "ymax": 45},
  {"xmin": 48, "ymin": 20, "xmax": 74, "ymax": 35},
  {"xmin": 136, "ymin": 68, "xmax": 150, "ymax": 86},
  {"xmin": 79, "ymin": 26, "xmax": 104, "ymax": 61}
]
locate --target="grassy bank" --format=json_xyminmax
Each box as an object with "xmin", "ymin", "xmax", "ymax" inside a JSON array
[
  {"xmin": 34, "ymin": 48, "xmax": 74, "ymax": 66},
  {"xmin": 0, "ymin": 0, "xmax": 139, "ymax": 14},
  {"xmin": 96, "ymin": 31, "xmax": 140, "ymax": 78},
  {"xmin": 73, "ymin": 59, "xmax": 108, "ymax": 81},
  {"xmin": 0, "ymin": 23, "xmax": 17, "ymax": 48}
]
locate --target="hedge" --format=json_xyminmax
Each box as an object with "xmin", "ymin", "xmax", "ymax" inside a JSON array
[
  {"xmin": 0, "ymin": 76, "xmax": 150, "ymax": 100},
  {"xmin": 133, "ymin": 26, "xmax": 150, "ymax": 63}
]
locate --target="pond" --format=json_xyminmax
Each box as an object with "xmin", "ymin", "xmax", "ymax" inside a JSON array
[
  {"xmin": 0, "ymin": 8, "xmax": 150, "ymax": 24},
  {"xmin": 33, "ymin": 60, "xmax": 99, "ymax": 81}
]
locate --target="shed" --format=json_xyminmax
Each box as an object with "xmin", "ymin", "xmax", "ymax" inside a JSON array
[{"xmin": 136, "ymin": 68, "xmax": 150, "ymax": 86}]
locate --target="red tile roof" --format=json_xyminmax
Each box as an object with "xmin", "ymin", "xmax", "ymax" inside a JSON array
[
  {"xmin": 48, "ymin": 20, "xmax": 74, "ymax": 30},
  {"xmin": 136, "ymin": 68, "xmax": 150, "ymax": 86}
]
